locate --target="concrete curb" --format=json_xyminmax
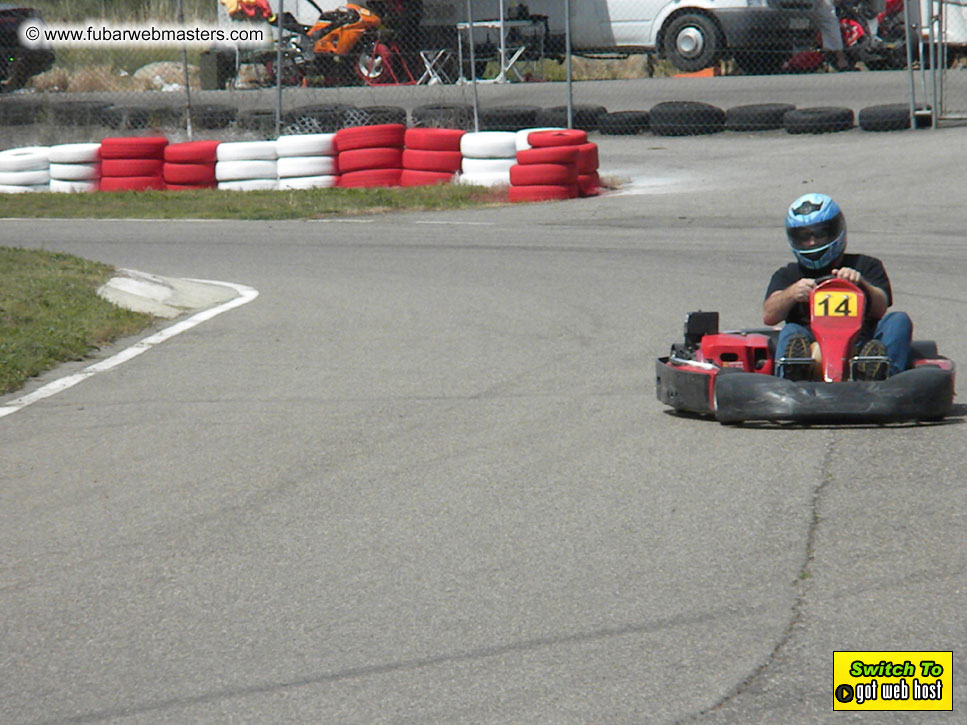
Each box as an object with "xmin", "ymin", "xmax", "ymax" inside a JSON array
[{"xmin": 98, "ymin": 268, "xmax": 240, "ymax": 318}]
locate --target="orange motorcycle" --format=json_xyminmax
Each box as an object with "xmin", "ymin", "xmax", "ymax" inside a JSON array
[
  {"xmin": 225, "ymin": 0, "xmax": 416, "ymax": 85},
  {"xmin": 242, "ymin": 1, "xmax": 401, "ymax": 86}
]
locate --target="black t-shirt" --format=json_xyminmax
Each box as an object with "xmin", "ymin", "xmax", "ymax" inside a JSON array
[{"xmin": 765, "ymin": 253, "xmax": 892, "ymax": 326}]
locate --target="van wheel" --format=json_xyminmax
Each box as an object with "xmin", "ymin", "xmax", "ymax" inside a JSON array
[{"xmin": 663, "ymin": 13, "xmax": 720, "ymax": 73}]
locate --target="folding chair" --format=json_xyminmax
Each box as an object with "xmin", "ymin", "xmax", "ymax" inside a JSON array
[{"xmin": 417, "ymin": 48, "xmax": 452, "ymax": 84}]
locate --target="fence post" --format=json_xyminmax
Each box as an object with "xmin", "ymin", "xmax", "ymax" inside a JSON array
[
  {"xmin": 565, "ymin": 0, "xmax": 573, "ymax": 129},
  {"xmin": 179, "ymin": 0, "xmax": 194, "ymax": 139},
  {"xmin": 276, "ymin": 0, "xmax": 284, "ymax": 137},
  {"xmin": 466, "ymin": 0, "xmax": 479, "ymax": 132}
]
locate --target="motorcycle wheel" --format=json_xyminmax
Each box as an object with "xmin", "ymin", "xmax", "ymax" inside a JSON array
[{"xmin": 354, "ymin": 42, "xmax": 394, "ymax": 84}]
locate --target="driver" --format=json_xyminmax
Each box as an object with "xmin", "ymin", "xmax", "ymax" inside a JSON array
[{"xmin": 763, "ymin": 192, "xmax": 912, "ymax": 380}]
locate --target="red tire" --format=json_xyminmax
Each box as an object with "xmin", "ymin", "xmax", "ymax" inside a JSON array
[
  {"xmin": 578, "ymin": 172, "xmax": 600, "ymax": 197},
  {"xmin": 401, "ymin": 149, "xmax": 463, "ymax": 173},
  {"xmin": 100, "ymin": 158, "xmax": 165, "ymax": 177},
  {"xmin": 400, "ymin": 169, "xmax": 455, "ymax": 187},
  {"xmin": 526, "ymin": 129, "xmax": 588, "ymax": 148},
  {"xmin": 165, "ymin": 182, "xmax": 216, "ymax": 191},
  {"xmin": 403, "ymin": 127, "xmax": 466, "ymax": 151},
  {"xmin": 337, "ymin": 147, "xmax": 403, "ymax": 174},
  {"xmin": 98, "ymin": 175, "xmax": 166, "ymax": 191},
  {"xmin": 99, "ymin": 136, "xmax": 169, "ymax": 160},
  {"xmin": 334, "ymin": 124, "xmax": 405, "ymax": 152},
  {"xmin": 338, "ymin": 168, "xmax": 403, "ymax": 188},
  {"xmin": 509, "ymin": 162, "xmax": 578, "ymax": 186},
  {"xmin": 576, "ymin": 142, "xmax": 599, "ymax": 174},
  {"xmin": 164, "ymin": 140, "xmax": 221, "ymax": 163},
  {"xmin": 508, "ymin": 184, "xmax": 577, "ymax": 202},
  {"xmin": 163, "ymin": 162, "xmax": 217, "ymax": 185},
  {"xmin": 516, "ymin": 146, "xmax": 580, "ymax": 165}
]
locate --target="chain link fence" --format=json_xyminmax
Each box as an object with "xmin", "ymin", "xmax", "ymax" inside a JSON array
[
  {"xmin": 1, "ymin": 0, "xmax": 961, "ymax": 148},
  {"xmin": 923, "ymin": 0, "xmax": 967, "ymax": 121}
]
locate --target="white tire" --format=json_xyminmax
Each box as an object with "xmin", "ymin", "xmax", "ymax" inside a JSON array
[
  {"xmin": 276, "ymin": 133, "xmax": 336, "ymax": 157},
  {"xmin": 459, "ymin": 131, "xmax": 517, "ymax": 159},
  {"xmin": 277, "ymin": 155, "xmax": 337, "ymax": 178},
  {"xmin": 217, "ymin": 178, "xmax": 279, "ymax": 191},
  {"xmin": 278, "ymin": 175, "xmax": 339, "ymax": 190},
  {"xmin": 0, "ymin": 169, "xmax": 50, "ymax": 185},
  {"xmin": 48, "ymin": 142, "xmax": 101, "ymax": 164},
  {"xmin": 50, "ymin": 179, "xmax": 98, "ymax": 193},
  {"xmin": 460, "ymin": 157, "xmax": 515, "ymax": 175},
  {"xmin": 515, "ymin": 126, "xmax": 565, "ymax": 152},
  {"xmin": 0, "ymin": 183, "xmax": 47, "ymax": 193},
  {"xmin": 49, "ymin": 162, "xmax": 100, "ymax": 181},
  {"xmin": 215, "ymin": 159, "xmax": 278, "ymax": 181},
  {"xmin": 457, "ymin": 171, "xmax": 511, "ymax": 187},
  {"xmin": 0, "ymin": 146, "xmax": 50, "ymax": 172},
  {"xmin": 215, "ymin": 140, "xmax": 278, "ymax": 161}
]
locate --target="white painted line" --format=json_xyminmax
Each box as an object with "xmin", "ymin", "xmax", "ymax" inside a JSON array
[
  {"xmin": 1, "ymin": 218, "xmax": 231, "ymax": 222},
  {"xmin": 414, "ymin": 221, "xmax": 495, "ymax": 226},
  {"xmin": 0, "ymin": 279, "xmax": 258, "ymax": 419},
  {"xmin": 307, "ymin": 218, "xmax": 375, "ymax": 223}
]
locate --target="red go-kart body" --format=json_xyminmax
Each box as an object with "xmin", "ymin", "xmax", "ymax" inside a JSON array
[{"xmin": 656, "ymin": 278, "xmax": 955, "ymax": 423}]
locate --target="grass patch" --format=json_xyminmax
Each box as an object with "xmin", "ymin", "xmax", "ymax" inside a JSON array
[
  {"xmin": 0, "ymin": 184, "xmax": 510, "ymax": 220},
  {"xmin": 0, "ymin": 247, "xmax": 153, "ymax": 396}
]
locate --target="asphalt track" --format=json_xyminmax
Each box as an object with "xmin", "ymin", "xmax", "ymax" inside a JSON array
[{"xmin": 1, "ymin": 124, "xmax": 966, "ymax": 723}]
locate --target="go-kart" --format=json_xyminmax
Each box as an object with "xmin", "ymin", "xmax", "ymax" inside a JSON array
[{"xmin": 656, "ymin": 277, "xmax": 956, "ymax": 424}]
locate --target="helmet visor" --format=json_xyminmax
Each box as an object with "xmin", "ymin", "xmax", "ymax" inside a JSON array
[{"xmin": 786, "ymin": 213, "xmax": 844, "ymax": 250}]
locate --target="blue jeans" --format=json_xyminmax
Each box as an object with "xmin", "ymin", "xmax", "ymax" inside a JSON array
[{"xmin": 775, "ymin": 311, "xmax": 912, "ymax": 378}]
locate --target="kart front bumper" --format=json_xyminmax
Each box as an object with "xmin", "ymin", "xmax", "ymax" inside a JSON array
[{"xmin": 712, "ymin": 366, "xmax": 955, "ymax": 424}]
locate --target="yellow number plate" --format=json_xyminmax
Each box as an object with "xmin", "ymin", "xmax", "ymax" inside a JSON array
[{"xmin": 814, "ymin": 291, "xmax": 859, "ymax": 317}]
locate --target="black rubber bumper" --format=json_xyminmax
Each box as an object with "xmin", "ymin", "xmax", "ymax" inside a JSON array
[
  {"xmin": 656, "ymin": 357, "xmax": 715, "ymax": 416},
  {"xmin": 713, "ymin": 366, "xmax": 955, "ymax": 424}
]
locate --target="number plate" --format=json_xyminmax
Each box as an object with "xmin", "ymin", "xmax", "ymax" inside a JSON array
[
  {"xmin": 790, "ymin": 17, "xmax": 811, "ymax": 29},
  {"xmin": 813, "ymin": 291, "xmax": 859, "ymax": 317}
]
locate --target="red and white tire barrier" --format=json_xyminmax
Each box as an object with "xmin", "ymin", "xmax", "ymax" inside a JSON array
[
  {"xmin": 163, "ymin": 140, "xmax": 220, "ymax": 190},
  {"xmin": 276, "ymin": 133, "xmax": 338, "ymax": 190},
  {"xmin": 458, "ymin": 131, "xmax": 518, "ymax": 187},
  {"xmin": 216, "ymin": 140, "xmax": 277, "ymax": 191},
  {"xmin": 0, "ymin": 119, "xmax": 604, "ymax": 200},
  {"xmin": 0, "ymin": 146, "xmax": 50, "ymax": 192},
  {"xmin": 335, "ymin": 124, "xmax": 405, "ymax": 188},
  {"xmin": 509, "ymin": 129, "xmax": 600, "ymax": 202},
  {"xmin": 400, "ymin": 127, "xmax": 465, "ymax": 187},
  {"xmin": 98, "ymin": 136, "xmax": 167, "ymax": 192},
  {"xmin": 48, "ymin": 143, "xmax": 100, "ymax": 193},
  {"xmin": 514, "ymin": 126, "xmax": 565, "ymax": 152}
]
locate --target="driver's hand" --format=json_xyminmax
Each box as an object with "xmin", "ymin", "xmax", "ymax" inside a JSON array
[
  {"xmin": 832, "ymin": 267, "xmax": 862, "ymax": 284},
  {"xmin": 789, "ymin": 277, "xmax": 816, "ymax": 302}
]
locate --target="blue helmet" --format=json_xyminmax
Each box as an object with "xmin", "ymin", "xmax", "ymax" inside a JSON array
[{"xmin": 785, "ymin": 193, "xmax": 847, "ymax": 270}]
